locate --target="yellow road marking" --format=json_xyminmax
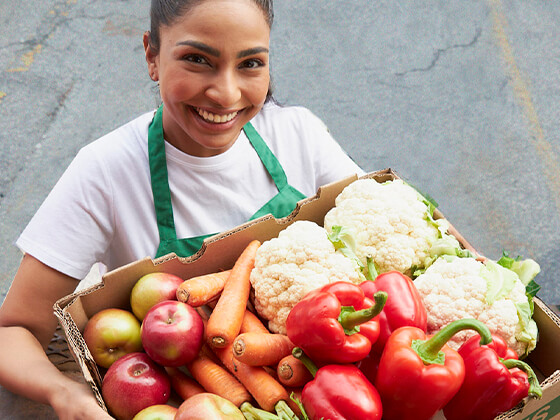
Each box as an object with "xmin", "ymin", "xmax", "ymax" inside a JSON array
[
  {"xmin": 0, "ymin": 92, "xmax": 6, "ymax": 103},
  {"xmin": 6, "ymin": 44, "xmax": 43, "ymax": 73},
  {"xmin": 489, "ymin": 0, "xmax": 560, "ymax": 216}
]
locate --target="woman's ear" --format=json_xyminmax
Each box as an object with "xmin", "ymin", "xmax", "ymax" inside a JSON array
[{"xmin": 143, "ymin": 31, "xmax": 159, "ymax": 82}]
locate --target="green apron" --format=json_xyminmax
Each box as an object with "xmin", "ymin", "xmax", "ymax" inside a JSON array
[{"xmin": 148, "ymin": 105, "xmax": 306, "ymax": 258}]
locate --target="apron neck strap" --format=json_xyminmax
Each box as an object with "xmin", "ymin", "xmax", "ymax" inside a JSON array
[
  {"xmin": 243, "ymin": 121, "xmax": 288, "ymax": 190},
  {"xmin": 148, "ymin": 105, "xmax": 177, "ymax": 241}
]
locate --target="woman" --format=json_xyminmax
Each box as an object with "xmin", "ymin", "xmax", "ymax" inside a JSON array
[{"xmin": 0, "ymin": 0, "xmax": 363, "ymax": 418}]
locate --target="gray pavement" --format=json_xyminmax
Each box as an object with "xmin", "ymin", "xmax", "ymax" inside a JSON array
[
  {"xmin": 1, "ymin": 1, "xmax": 559, "ymax": 302},
  {"xmin": 1, "ymin": 0, "xmax": 559, "ymax": 417}
]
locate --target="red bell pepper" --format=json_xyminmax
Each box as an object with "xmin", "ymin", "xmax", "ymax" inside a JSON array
[
  {"xmin": 286, "ymin": 281, "xmax": 387, "ymax": 364},
  {"xmin": 292, "ymin": 347, "xmax": 382, "ymax": 420},
  {"xmin": 359, "ymin": 270, "xmax": 427, "ymax": 354},
  {"xmin": 375, "ymin": 318, "xmax": 492, "ymax": 420},
  {"xmin": 355, "ymin": 351, "xmax": 380, "ymax": 384},
  {"xmin": 443, "ymin": 333, "xmax": 542, "ymax": 420}
]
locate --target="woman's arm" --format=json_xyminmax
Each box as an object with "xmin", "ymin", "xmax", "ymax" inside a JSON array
[{"xmin": 0, "ymin": 254, "xmax": 113, "ymax": 419}]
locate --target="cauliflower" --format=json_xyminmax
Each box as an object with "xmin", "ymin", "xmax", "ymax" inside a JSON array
[
  {"xmin": 324, "ymin": 178, "xmax": 461, "ymax": 276},
  {"xmin": 414, "ymin": 255, "xmax": 539, "ymax": 357},
  {"xmin": 250, "ymin": 220, "xmax": 363, "ymax": 334}
]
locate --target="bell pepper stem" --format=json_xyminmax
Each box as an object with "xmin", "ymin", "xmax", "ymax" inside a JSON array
[
  {"xmin": 412, "ymin": 318, "xmax": 492, "ymax": 365},
  {"xmin": 502, "ymin": 358, "xmax": 543, "ymax": 398},
  {"xmin": 292, "ymin": 347, "xmax": 318, "ymax": 377},
  {"xmin": 339, "ymin": 291, "xmax": 388, "ymax": 331},
  {"xmin": 366, "ymin": 255, "xmax": 379, "ymax": 280}
]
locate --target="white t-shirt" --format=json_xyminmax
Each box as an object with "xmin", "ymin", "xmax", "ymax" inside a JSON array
[{"xmin": 16, "ymin": 103, "xmax": 364, "ymax": 279}]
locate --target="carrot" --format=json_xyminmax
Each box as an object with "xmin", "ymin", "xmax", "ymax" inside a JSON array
[
  {"xmin": 205, "ymin": 240, "xmax": 261, "ymax": 348},
  {"xmin": 233, "ymin": 332, "xmax": 294, "ymax": 366},
  {"xmin": 164, "ymin": 367, "xmax": 205, "ymax": 401},
  {"xmin": 212, "ymin": 343, "xmax": 290, "ymax": 413},
  {"xmin": 176, "ymin": 270, "xmax": 232, "ymax": 306},
  {"xmin": 240, "ymin": 309, "xmax": 270, "ymax": 334},
  {"xmin": 276, "ymin": 354, "xmax": 314, "ymax": 387},
  {"xmin": 186, "ymin": 346, "xmax": 252, "ymax": 407}
]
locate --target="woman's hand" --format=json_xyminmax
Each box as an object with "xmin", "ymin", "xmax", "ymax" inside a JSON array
[
  {"xmin": 0, "ymin": 255, "xmax": 110, "ymax": 417},
  {"xmin": 50, "ymin": 380, "xmax": 114, "ymax": 420}
]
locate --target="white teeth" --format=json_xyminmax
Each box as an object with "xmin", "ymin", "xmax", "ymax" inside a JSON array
[{"xmin": 196, "ymin": 108, "xmax": 238, "ymax": 123}]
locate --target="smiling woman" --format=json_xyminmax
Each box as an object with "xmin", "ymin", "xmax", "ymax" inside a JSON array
[
  {"xmin": 145, "ymin": 0, "xmax": 272, "ymax": 157},
  {"xmin": 0, "ymin": 0, "xmax": 364, "ymax": 418}
]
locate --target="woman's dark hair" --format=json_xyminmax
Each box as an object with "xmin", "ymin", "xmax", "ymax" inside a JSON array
[
  {"xmin": 148, "ymin": 0, "xmax": 274, "ymax": 54},
  {"xmin": 147, "ymin": 0, "xmax": 274, "ymax": 101}
]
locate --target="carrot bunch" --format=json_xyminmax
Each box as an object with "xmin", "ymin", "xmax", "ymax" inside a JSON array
[{"xmin": 172, "ymin": 240, "xmax": 306, "ymax": 418}]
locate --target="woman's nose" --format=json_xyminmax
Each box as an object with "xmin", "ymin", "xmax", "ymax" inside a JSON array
[{"xmin": 205, "ymin": 69, "xmax": 242, "ymax": 107}]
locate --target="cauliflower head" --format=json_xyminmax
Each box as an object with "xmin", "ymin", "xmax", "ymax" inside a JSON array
[
  {"xmin": 324, "ymin": 178, "xmax": 450, "ymax": 275},
  {"xmin": 250, "ymin": 220, "xmax": 363, "ymax": 334},
  {"xmin": 414, "ymin": 256, "xmax": 538, "ymax": 357}
]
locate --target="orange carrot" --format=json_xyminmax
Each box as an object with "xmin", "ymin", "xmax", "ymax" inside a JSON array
[
  {"xmin": 212, "ymin": 343, "xmax": 290, "ymax": 412},
  {"xmin": 240, "ymin": 309, "xmax": 270, "ymax": 334},
  {"xmin": 186, "ymin": 347, "xmax": 252, "ymax": 407},
  {"xmin": 176, "ymin": 270, "xmax": 232, "ymax": 306},
  {"xmin": 164, "ymin": 367, "xmax": 205, "ymax": 401},
  {"xmin": 276, "ymin": 354, "xmax": 314, "ymax": 387},
  {"xmin": 206, "ymin": 240, "xmax": 261, "ymax": 348},
  {"xmin": 233, "ymin": 332, "xmax": 294, "ymax": 366}
]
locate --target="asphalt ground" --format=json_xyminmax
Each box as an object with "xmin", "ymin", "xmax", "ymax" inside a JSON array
[{"xmin": 1, "ymin": 1, "xmax": 559, "ymax": 307}]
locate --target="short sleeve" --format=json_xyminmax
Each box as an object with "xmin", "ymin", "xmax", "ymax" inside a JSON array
[{"xmin": 16, "ymin": 146, "xmax": 115, "ymax": 279}]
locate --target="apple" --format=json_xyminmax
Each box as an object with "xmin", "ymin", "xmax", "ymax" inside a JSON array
[
  {"xmin": 83, "ymin": 308, "xmax": 143, "ymax": 368},
  {"xmin": 102, "ymin": 352, "xmax": 171, "ymax": 420},
  {"xmin": 175, "ymin": 393, "xmax": 245, "ymax": 420},
  {"xmin": 130, "ymin": 272, "xmax": 184, "ymax": 321},
  {"xmin": 141, "ymin": 300, "xmax": 204, "ymax": 367},
  {"xmin": 131, "ymin": 404, "xmax": 177, "ymax": 420}
]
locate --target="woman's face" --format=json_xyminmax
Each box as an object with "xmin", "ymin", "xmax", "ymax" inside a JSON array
[{"xmin": 145, "ymin": 0, "xmax": 271, "ymax": 157}]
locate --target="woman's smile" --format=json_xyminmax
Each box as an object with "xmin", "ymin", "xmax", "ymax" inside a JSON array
[{"xmin": 194, "ymin": 107, "xmax": 240, "ymax": 124}]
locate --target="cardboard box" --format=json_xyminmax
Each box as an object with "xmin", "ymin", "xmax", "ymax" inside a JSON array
[{"xmin": 54, "ymin": 169, "xmax": 560, "ymax": 419}]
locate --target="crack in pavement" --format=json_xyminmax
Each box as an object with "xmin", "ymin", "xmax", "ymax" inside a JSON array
[{"xmin": 394, "ymin": 27, "xmax": 483, "ymax": 77}]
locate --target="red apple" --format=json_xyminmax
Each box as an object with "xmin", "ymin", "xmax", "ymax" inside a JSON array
[
  {"xmin": 175, "ymin": 393, "xmax": 245, "ymax": 420},
  {"xmin": 83, "ymin": 308, "xmax": 143, "ymax": 368},
  {"xmin": 102, "ymin": 352, "xmax": 171, "ymax": 420},
  {"xmin": 141, "ymin": 300, "xmax": 204, "ymax": 367},
  {"xmin": 130, "ymin": 272, "xmax": 184, "ymax": 321},
  {"xmin": 131, "ymin": 404, "xmax": 177, "ymax": 420}
]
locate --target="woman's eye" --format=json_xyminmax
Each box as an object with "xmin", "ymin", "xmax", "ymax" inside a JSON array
[
  {"xmin": 184, "ymin": 54, "xmax": 208, "ymax": 65},
  {"xmin": 240, "ymin": 59, "xmax": 264, "ymax": 69}
]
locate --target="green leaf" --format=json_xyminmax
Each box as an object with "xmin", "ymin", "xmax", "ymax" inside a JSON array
[
  {"xmin": 497, "ymin": 250, "xmax": 541, "ymax": 297},
  {"xmin": 525, "ymin": 280, "xmax": 541, "ymax": 299},
  {"xmin": 327, "ymin": 225, "xmax": 364, "ymax": 269},
  {"xmin": 482, "ymin": 261, "xmax": 518, "ymax": 305}
]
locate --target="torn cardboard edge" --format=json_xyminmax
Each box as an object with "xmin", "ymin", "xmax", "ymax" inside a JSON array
[{"xmin": 53, "ymin": 168, "xmax": 560, "ymax": 419}]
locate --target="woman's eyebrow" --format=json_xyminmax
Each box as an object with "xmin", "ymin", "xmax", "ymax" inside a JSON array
[
  {"xmin": 176, "ymin": 40, "xmax": 220, "ymax": 57},
  {"xmin": 237, "ymin": 47, "xmax": 269, "ymax": 58}
]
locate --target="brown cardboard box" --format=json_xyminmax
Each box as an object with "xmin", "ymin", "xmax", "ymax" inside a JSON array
[{"xmin": 54, "ymin": 169, "xmax": 560, "ymax": 419}]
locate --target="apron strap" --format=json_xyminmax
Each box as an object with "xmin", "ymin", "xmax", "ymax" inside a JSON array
[
  {"xmin": 148, "ymin": 105, "xmax": 178, "ymax": 241},
  {"xmin": 243, "ymin": 122, "xmax": 288, "ymax": 190}
]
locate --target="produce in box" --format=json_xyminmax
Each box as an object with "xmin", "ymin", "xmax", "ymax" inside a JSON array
[{"xmin": 81, "ymin": 175, "xmax": 545, "ymax": 420}]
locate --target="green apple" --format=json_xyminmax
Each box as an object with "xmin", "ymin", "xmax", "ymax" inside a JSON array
[
  {"xmin": 131, "ymin": 404, "xmax": 177, "ymax": 420},
  {"xmin": 130, "ymin": 272, "xmax": 184, "ymax": 321},
  {"xmin": 83, "ymin": 308, "xmax": 143, "ymax": 369},
  {"xmin": 175, "ymin": 393, "xmax": 245, "ymax": 420}
]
